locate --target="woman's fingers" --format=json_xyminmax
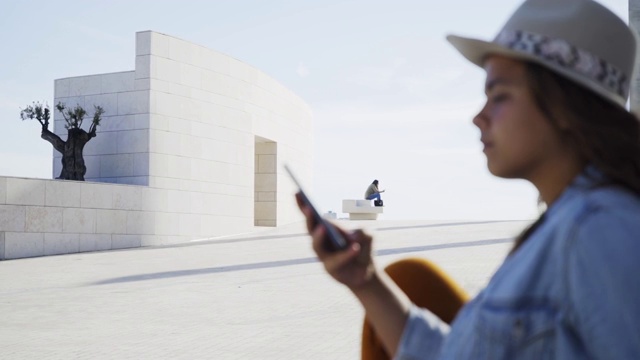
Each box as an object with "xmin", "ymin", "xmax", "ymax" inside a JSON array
[
  {"xmin": 311, "ymin": 225, "xmax": 359, "ymax": 260},
  {"xmin": 296, "ymin": 193, "xmax": 317, "ymax": 233},
  {"xmin": 350, "ymin": 229, "xmax": 373, "ymax": 264}
]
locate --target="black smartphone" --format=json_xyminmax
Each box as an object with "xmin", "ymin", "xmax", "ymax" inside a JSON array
[{"xmin": 284, "ymin": 164, "xmax": 348, "ymax": 252}]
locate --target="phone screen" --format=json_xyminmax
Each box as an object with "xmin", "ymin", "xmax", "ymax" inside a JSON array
[{"xmin": 284, "ymin": 164, "xmax": 348, "ymax": 252}]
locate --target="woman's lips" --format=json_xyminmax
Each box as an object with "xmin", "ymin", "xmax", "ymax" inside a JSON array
[{"xmin": 480, "ymin": 139, "xmax": 493, "ymax": 151}]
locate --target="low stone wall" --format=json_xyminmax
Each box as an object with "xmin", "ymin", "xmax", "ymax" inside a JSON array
[{"xmin": 0, "ymin": 176, "xmax": 253, "ymax": 260}]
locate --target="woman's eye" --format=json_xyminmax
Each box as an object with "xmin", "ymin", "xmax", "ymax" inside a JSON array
[{"xmin": 491, "ymin": 94, "xmax": 508, "ymax": 103}]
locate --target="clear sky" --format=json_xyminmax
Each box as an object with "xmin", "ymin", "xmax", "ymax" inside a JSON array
[{"xmin": 0, "ymin": 0, "xmax": 629, "ymax": 220}]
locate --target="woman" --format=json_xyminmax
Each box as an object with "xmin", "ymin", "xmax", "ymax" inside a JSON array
[
  {"xmin": 365, "ymin": 180, "xmax": 385, "ymax": 202},
  {"xmin": 296, "ymin": 0, "xmax": 640, "ymax": 358}
]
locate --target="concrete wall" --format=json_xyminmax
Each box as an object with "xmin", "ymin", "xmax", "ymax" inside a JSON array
[
  {"xmin": 1, "ymin": 31, "xmax": 313, "ymax": 260},
  {"xmin": 0, "ymin": 177, "xmax": 145, "ymax": 260}
]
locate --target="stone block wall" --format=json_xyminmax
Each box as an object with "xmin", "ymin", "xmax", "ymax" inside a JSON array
[{"xmin": 1, "ymin": 30, "xmax": 314, "ymax": 260}]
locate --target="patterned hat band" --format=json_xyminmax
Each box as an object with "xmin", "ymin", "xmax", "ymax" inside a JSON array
[{"xmin": 495, "ymin": 29, "xmax": 629, "ymax": 99}]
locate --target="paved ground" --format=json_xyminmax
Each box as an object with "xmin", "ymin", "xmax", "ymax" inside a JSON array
[{"xmin": 0, "ymin": 219, "xmax": 530, "ymax": 359}]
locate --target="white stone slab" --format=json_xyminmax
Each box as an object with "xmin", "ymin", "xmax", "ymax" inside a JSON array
[
  {"xmin": 54, "ymin": 78, "xmax": 70, "ymax": 98},
  {"xmin": 149, "ymin": 177, "xmax": 181, "ymax": 191},
  {"xmin": 202, "ymin": 69, "xmax": 228, "ymax": 95},
  {"xmin": 167, "ymin": 156, "xmax": 192, "ymax": 180},
  {"xmin": 111, "ymin": 234, "xmax": 141, "ymax": 249},
  {"xmin": 134, "ymin": 114, "xmax": 150, "ymax": 129},
  {"xmin": 4, "ymin": 232, "xmax": 44, "ymax": 259},
  {"xmin": 257, "ymin": 192, "xmax": 276, "ymax": 202},
  {"xmin": 148, "ymin": 153, "xmax": 169, "ymax": 177},
  {"xmin": 168, "ymin": 37, "xmax": 194, "ymax": 65},
  {"xmin": 0, "ymin": 232, "xmax": 4, "ymax": 260},
  {"xmin": 100, "ymin": 154, "xmax": 134, "ymax": 177},
  {"xmin": 83, "ymin": 156, "xmax": 101, "ymax": 179},
  {"xmin": 168, "ymin": 118, "xmax": 192, "ymax": 138},
  {"xmin": 45, "ymin": 181, "xmax": 81, "ymax": 207},
  {"xmin": 44, "ymin": 233, "xmax": 79, "ymax": 256},
  {"xmin": 85, "ymin": 131, "xmax": 118, "ymax": 156},
  {"xmin": 25, "ymin": 206, "xmax": 63, "ymax": 233},
  {"xmin": 81, "ymin": 183, "xmax": 113, "ymax": 209},
  {"xmin": 117, "ymin": 91, "xmax": 149, "ymax": 115},
  {"xmin": 134, "ymin": 78, "xmax": 151, "ymax": 91},
  {"xmin": 133, "ymin": 153, "xmax": 150, "ymax": 176},
  {"xmin": 166, "ymin": 235, "xmax": 189, "ymax": 244},
  {"xmin": 149, "ymin": 32, "xmax": 169, "ymax": 58},
  {"xmin": 255, "ymin": 174, "xmax": 277, "ymax": 192},
  {"xmin": 153, "ymin": 212, "xmax": 180, "ymax": 236},
  {"xmin": 141, "ymin": 187, "xmax": 168, "ymax": 212},
  {"xmin": 180, "ymin": 63, "xmax": 202, "ymax": 88},
  {"xmin": 202, "ymin": 48, "xmax": 231, "ymax": 74},
  {"xmin": 229, "ymin": 59, "xmax": 251, "ymax": 83},
  {"xmin": 140, "ymin": 234, "xmax": 168, "ymax": 246},
  {"xmin": 84, "ymin": 93, "xmax": 118, "ymax": 116},
  {"xmin": 6, "ymin": 178, "xmax": 45, "ymax": 206},
  {"xmin": 116, "ymin": 177, "xmax": 148, "ymax": 186},
  {"xmin": 179, "ymin": 213, "xmax": 201, "ymax": 236},
  {"xmin": 99, "ymin": 115, "xmax": 136, "ymax": 132},
  {"xmin": 151, "ymin": 92, "xmax": 179, "ymax": 121},
  {"xmin": 136, "ymin": 31, "xmax": 151, "ymax": 56},
  {"xmin": 258, "ymin": 154, "xmax": 277, "ymax": 173},
  {"xmin": 255, "ymin": 219, "xmax": 276, "ymax": 227},
  {"xmin": 96, "ymin": 209, "xmax": 127, "ymax": 234},
  {"xmin": 0, "ymin": 177, "xmax": 6, "ymax": 204},
  {"xmin": 154, "ymin": 57, "xmax": 181, "ymax": 84},
  {"xmin": 79, "ymin": 233, "xmax": 112, "ymax": 252},
  {"xmin": 96, "ymin": 177, "xmax": 119, "ymax": 184},
  {"xmin": 117, "ymin": 129, "xmax": 149, "ymax": 154},
  {"xmin": 167, "ymin": 189, "xmax": 190, "ymax": 214},
  {"xmin": 135, "ymin": 55, "xmax": 151, "ymax": 79},
  {"xmin": 188, "ymin": 191, "xmax": 206, "ymax": 214},
  {"xmin": 112, "ymin": 185, "xmax": 142, "ymax": 210},
  {"xmin": 68, "ymin": 75, "xmax": 102, "ymax": 96},
  {"xmin": 255, "ymin": 202, "xmax": 276, "ymax": 220},
  {"xmin": 52, "ymin": 160, "xmax": 62, "ymax": 180},
  {"xmin": 101, "ymin": 71, "xmax": 135, "ymax": 93},
  {"xmin": 181, "ymin": 135, "xmax": 202, "ymax": 159},
  {"xmin": 126, "ymin": 211, "xmax": 155, "ymax": 235},
  {"xmin": 63, "ymin": 208, "xmax": 97, "ymax": 233}
]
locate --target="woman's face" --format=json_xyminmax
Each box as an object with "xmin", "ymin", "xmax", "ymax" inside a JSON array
[{"xmin": 473, "ymin": 56, "xmax": 568, "ymax": 180}]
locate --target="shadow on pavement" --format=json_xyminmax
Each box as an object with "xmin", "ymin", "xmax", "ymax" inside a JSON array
[
  {"xmin": 92, "ymin": 237, "xmax": 513, "ymax": 285},
  {"xmin": 373, "ymin": 220, "xmax": 521, "ymax": 232},
  {"xmin": 139, "ymin": 220, "xmax": 521, "ymax": 250}
]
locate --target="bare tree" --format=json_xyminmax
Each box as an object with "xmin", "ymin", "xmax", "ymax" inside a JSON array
[{"xmin": 20, "ymin": 101, "xmax": 105, "ymax": 181}]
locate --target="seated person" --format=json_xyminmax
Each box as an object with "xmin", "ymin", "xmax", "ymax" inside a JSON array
[{"xmin": 364, "ymin": 180, "xmax": 385, "ymax": 201}]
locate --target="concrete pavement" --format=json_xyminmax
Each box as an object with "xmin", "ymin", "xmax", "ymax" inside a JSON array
[{"xmin": 0, "ymin": 219, "xmax": 530, "ymax": 359}]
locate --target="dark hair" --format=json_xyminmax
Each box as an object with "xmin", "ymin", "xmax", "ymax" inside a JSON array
[
  {"xmin": 373, "ymin": 180, "xmax": 379, "ymax": 185},
  {"xmin": 511, "ymin": 62, "xmax": 640, "ymax": 253}
]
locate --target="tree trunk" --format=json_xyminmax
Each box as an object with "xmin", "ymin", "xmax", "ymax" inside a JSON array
[{"xmin": 41, "ymin": 127, "xmax": 94, "ymax": 181}]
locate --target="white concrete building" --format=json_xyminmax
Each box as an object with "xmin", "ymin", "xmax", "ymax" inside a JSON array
[{"xmin": 0, "ymin": 31, "xmax": 313, "ymax": 260}]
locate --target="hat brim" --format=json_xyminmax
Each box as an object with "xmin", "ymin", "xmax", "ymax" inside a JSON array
[{"xmin": 446, "ymin": 34, "xmax": 626, "ymax": 108}]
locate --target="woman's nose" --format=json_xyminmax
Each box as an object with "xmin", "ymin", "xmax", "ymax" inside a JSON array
[{"xmin": 472, "ymin": 109, "xmax": 486, "ymax": 129}]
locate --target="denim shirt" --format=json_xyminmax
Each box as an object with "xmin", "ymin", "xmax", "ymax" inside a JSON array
[{"xmin": 396, "ymin": 169, "xmax": 640, "ymax": 359}]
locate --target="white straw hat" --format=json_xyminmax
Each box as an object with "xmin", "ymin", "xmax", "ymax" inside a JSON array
[{"xmin": 447, "ymin": 0, "xmax": 638, "ymax": 108}]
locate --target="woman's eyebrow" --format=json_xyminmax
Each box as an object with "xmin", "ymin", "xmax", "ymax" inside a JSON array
[{"xmin": 485, "ymin": 77, "xmax": 513, "ymax": 94}]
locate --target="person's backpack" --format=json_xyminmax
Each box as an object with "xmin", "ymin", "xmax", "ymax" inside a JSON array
[{"xmin": 374, "ymin": 199, "xmax": 383, "ymax": 207}]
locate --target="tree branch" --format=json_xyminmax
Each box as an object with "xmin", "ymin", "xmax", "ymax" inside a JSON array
[
  {"xmin": 88, "ymin": 106, "xmax": 104, "ymax": 137},
  {"xmin": 41, "ymin": 128, "xmax": 66, "ymax": 154}
]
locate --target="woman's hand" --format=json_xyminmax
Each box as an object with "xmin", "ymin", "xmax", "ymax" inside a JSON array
[
  {"xmin": 296, "ymin": 193, "xmax": 376, "ymax": 290},
  {"xmin": 295, "ymin": 193, "xmax": 411, "ymax": 357}
]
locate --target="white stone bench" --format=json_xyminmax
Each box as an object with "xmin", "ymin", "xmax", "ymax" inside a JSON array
[{"xmin": 342, "ymin": 199, "xmax": 383, "ymax": 220}]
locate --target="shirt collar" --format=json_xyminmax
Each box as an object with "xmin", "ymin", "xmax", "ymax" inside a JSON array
[{"xmin": 543, "ymin": 165, "xmax": 605, "ymax": 219}]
